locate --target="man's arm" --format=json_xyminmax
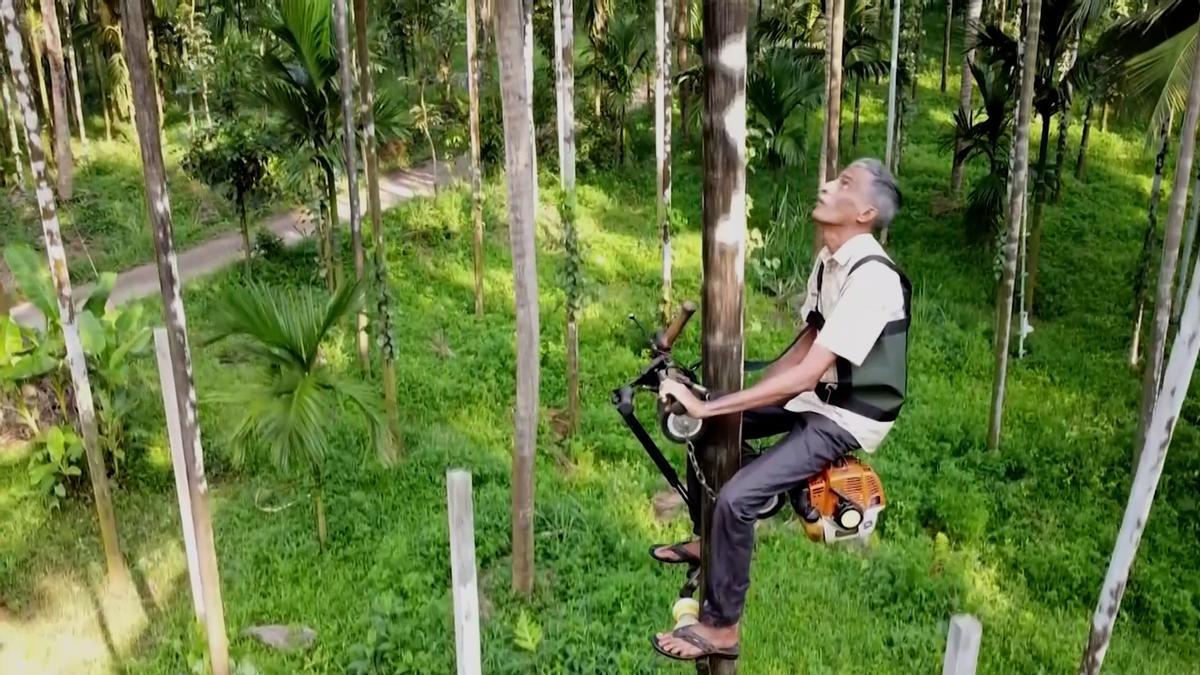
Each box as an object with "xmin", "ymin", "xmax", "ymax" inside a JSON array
[
  {"xmin": 669, "ymin": 343, "xmax": 836, "ymax": 419},
  {"xmin": 759, "ymin": 328, "xmax": 816, "ymax": 380}
]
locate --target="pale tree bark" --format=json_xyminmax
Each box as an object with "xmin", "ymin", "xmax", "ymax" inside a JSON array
[
  {"xmin": 58, "ymin": 0, "xmax": 84, "ymax": 152},
  {"xmin": 1172, "ymin": 159, "xmax": 1200, "ymax": 329},
  {"xmin": 467, "ymin": 0, "xmax": 485, "ymax": 317},
  {"xmin": 656, "ymin": 0, "xmax": 672, "ymax": 324},
  {"xmin": 118, "ymin": 0, "xmax": 229, "ymax": 671},
  {"xmin": 40, "ymin": 0, "xmax": 71, "ymax": 199},
  {"xmin": 494, "ymin": 0, "xmax": 539, "ymax": 598},
  {"xmin": 951, "ymin": 0, "xmax": 982, "ymax": 193},
  {"xmin": 941, "ymin": 0, "xmax": 952, "ymax": 92},
  {"xmin": 1131, "ymin": 123, "xmax": 1170, "ymax": 368},
  {"xmin": 675, "ymin": 0, "xmax": 690, "ymax": 142},
  {"xmin": 884, "ymin": 0, "xmax": 901, "ymax": 172},
  {"xmin": 1, "ymin": 0, "xmax": 123, "ymax": 579},
  {"xmin": 825, "ymin": 0, "xmax": 844, "ymax": 180},
  {"xmin": 1133, "ymin": 36, "xmax": 1200, "ymax": 470},
  {"xmin": 987, "ymin": 0, "xmax": 1040, "ymax": 451},
  {"xmin": 2, "ymin": 61, "xmax": 28, "ymax": 189},
  {"xmin": 699, "ymin": 1, "xmax": 747, "ymax": 674},
  {"xmin": 1078, "ymin": 229, "xmax": 1200, "ymax": 675},
  {"xmin": 332, "ymin": 0, "xmax": 366, "ymax": 370},
  {"xmin": 354, "ymin": 0, "xmax": 400, "ymax": 462},
  {"xmin": 554, "ymin": 0, "xmax": 580, "ymax": 435}
]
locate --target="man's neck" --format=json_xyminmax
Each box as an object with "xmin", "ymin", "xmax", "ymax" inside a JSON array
[{"xmin": 820, "ymin": 224, "xmax": 873, "ymax": 256}]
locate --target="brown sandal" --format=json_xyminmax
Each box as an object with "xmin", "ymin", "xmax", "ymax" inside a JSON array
[
  {"xmin": 648, "ymin": 541, "xmax": 700, "ymax": 565},
  {"xmin": 650, "ymin": 625, "xmax": 740, "ymax": 661}
]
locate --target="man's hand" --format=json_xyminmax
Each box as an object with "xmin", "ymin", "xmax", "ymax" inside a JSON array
[{"xmin": 658, "ymin": 378, "xmax": 710, "ymax": 419}]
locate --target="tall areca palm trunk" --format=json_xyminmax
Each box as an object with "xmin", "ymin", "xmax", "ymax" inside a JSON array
[
  {"xmin": 1075, "ymin": 98, "xmax": 1093, "ymax": 179},
  {"xmin": 699, "ymin": 1, "xmax": 748, "ymax": 673},
  {"xmin": 40, "ymin": 0, "xmax": 72, "ymax": 198},
  {"xmin": 86, "ymin": 0, "xmax": 111, "ymax": 139},
  {"xmin": 555, "ymin": 0, "xmax": 581, "ymax": 434},
  {"xmin": 1, "ymin": 63, "xmax": 28, "ymax": 189},
  {"xmin": 494, "ymin": 0, "xmax": 540, "ymax": 598},
  {"xmin": 332, "ymin": 0, "xmax": 366, "ymax": 369},
  {"xmin": 950, "ymin": 0, "xmax": 982, "ymax": 193},
  {"xmin": 941, "ymin": 0, "xmax": 952, "ymax": 92},
  {"xmin": 118, "ymin": 0, "xmax": 229, "ymax": 670},
  {"xmin": 1172, "ymin": 160, "xmax": 1200, "ymax": 330},
  {"xmin": 467, "ymin": 0, "xmax": 485, "ymax": 316},
  {"xmin": 1, "ymin": 0, "xmax": 123, "ymax": 580},
  {"xmin": 884, "ymin": 0, "xmax": 901, "ymax": 171},
  {"xmin": 656, "ymin": 0, "xmax": 672, "ymax": 323},
  {"xmin": 354, "ymin": 0, "xmax": 400, "ymax": 462},
  {"xmin": 59, "ymin": 0, "xmax": 85, "ymax": 152},
  {"xmin": 1021, "ymin": 111, "xmax": 1053, "ymax": 317},
  {"xmin": 987, "ymin": 0, "xmax": 1040, "ymax": 451},
  {"xmin": 825, "ymin": 0, "xmax": 844, "ymax": 181},
  {"xmin": 1131, "ymin": 123, "xmax": 1170, "ymax": 368},
  {"xmin": 675, "ymin": 0, "xmax": 690, "ymax": 142},
  {"xmin": 1133, "ymin": 35, "xmax": 1200, "ymax": 471}
]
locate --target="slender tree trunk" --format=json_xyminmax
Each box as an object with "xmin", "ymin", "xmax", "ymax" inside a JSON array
[
  {"xmin": 118, "ymin": 0, "xmax": 230, "ymax": 670},
  {"xmin": 941, "ymin": 0, "xmax": 952, "ymax": 93},
  {"xmin": 2, "ymin": 0, "xmax": 124, "ymax": 581},
  {"xmin": 1, "ymin": 67, "xmax": 28, "ymax": 190},
  {"xmin": 885, "ymin": 0, "xmax": 901, "ymax": 171},
  {"xmin": 909, "ymin": 0, "xmax": 923, "ymax": 101},
  {"xmin": 494, "ymin": 0, "xmax": 539, "ymax": 598},
  {"xmin": 852, "ymin": 77, "xmax": 862, "ymax": 153},
  {"xmin": 333, "ymin": 0, "xmax": 367, "ymax": 370},
  {"xmin": 354, "ymin": 0, "xmax": 400, "ymax": 462},
  {"xmin": 1075, "ymin": 98, "xmax": 1092, "ymax": 179},
  {"xmin": 30, "ymin": 29, "xmax": 51, "ymax": 125},
  {"xmin": 950, "ymin": 0, "xmax": 981, "ymax": 193},
  {"xmin": 314, "ymin": 484, "xmax": 327, "ymax": 548},
  {"xmin": 656, "ymin": 0, "xmax": 673, "ymax": 324},
  {"xmin": 987, "ymin": 0, "xmax": 1040, "ymax": 451},
  {"xmin": 1101, "ymin": 100, "xmax": 1109, "ymax": 132},
  {"xmin": 1078, "ymin": 231, "xmax": 1200, "ymax": 675},
  {"xmin": 1134, "ymin": 39, "xmax": 1200, "ymax": 470},
  {"xmin": 1021, "ymin": 112, "xmax": 1052, "ymax": 317},
  {"xmin": 818, "ymin": 0, "xmax": 832, "ymax": 186},
  {"xmin": 467, "ymin": 0, "xmax": 485, "ymax": 317},
  {"xmin": 676, "ymin": 0, "xmax": 690, "ymax": 142},
  {"xmin": 1051, "ymin": 109, "xmax": 1070, "ymax": 203},
  {"xmin": 1131, "ymin": 123, "xmax": 1170, "ymax": 368},
  {"xmin": 59, "ymin": 0, "xmax": 85, "ymax": 152},
  {"xmin": 825, "ymin": 0, "xmax": 844, "ymax": 181},
  {"xmin": 237, "ymin": 199, "xmax": 251, "ymax": 274},
  {"xmin": 1172, "ymin": 160, "xmax": 1200, "ymax": 330},
  {"xmin": 40, "ymin": 0, "xmax": 72, "ymax": 199},
  {"xmin": 420, "ymin": 81, "xmax": 438, "ymax": 195},
  {"xmin": 699, "ymin": 2, "xmax": 747, "ymax": 674},
  {"xmin": 86, "ymin": 0, "xmax": 111, "ymax": 140},
  {"xmin": 554, "ymin": 0, "xmax": 580, "ymax": 435}
]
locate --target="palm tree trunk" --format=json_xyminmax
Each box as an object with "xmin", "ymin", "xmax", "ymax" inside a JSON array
[
  {"xmin": 555, "ymin": 0, "xmax": 580, "ymax": 435},
  {"xmin": 40, "ymin": 0, "xmax": 73, "ymax": 199},
  {"xmin": 656, "ymin": 0, "xmax": 673, "ymax": 325},
  {"xmin": 1131, "ymin": 123, "xmax": 1170, "ymax": 368},
  {"xmin": 676, "ymin": 0, "xmax": 690, "ymax": 142},
  {"xmin": 987, "ymin": 0, "xmax": 1040, "ymax": 451},
  {"xmin": 885, "ymin": 0, "xmax": 901, "ymax": 171},
  {"xmin": 941, "ymin": 0, "xmax": 953, "ymax": 93},
  {"xmin": 1051, "ymin": 109, "xmax": 1070, "ymax": 203},
  {"xmin": 909, "ymin": 0, "xmax": 923, "ymax": 101},
  {"xmin": 1021, "ymin": 112, "xmax": 1052, "ymax": 317},
  {"xmin": 1172, "ymin": 160, "xmax": 1200, "ymax": 330},
  {"xmin": 59, "ymin": 0, "xmax": 85, "ymax": 153},
  {"xmin": 1133, "ymin": 39, "xmax": 1200, "ymax": 471},
  {"xmin": 86, "ymin": 0, "xmax": 111, "ymax": 140},
  {"xmin": 1101, "ymin": 100, "xmax": 1109, "ymax": 132},
  {"xmin": 824, "ymin": 0, "xmax": 844, "ymax": 181},
  {"xmin": 467, "ymin": 0, "xmax": 485, "ymax": 317},
  {"xmin": 420, "ymin": 80, "xmax": 438, "ymax": 195},
  {"xmin": 852, "ymin": 76, "xmax": 862, "ymax": 153},
  {"xmin": 818, "ymin": 0, "xmax": 832, "ymax": 186},
  {"xmin": 29, "ymin": 27, "xmax": 51, "ymax": 124},
  {"xmin": 117, "ymin": 1, "xmax": 230, "ymax": 670},
  {"xmin": 333, "ymin": 0, "xmax": 367, "ymax": 371},
  {"xmin": 238, "ymin": 198, "xmax": 251, "ymax": 274},
  {"xmin": 1, "ymin": 68, "xmax": 28, "ymax": 190},
  {"xmin": 1, "ymin": 0, "xmax": 124, "ymax": 581},
  {"xmin": 321, "ymin": 159, "xmax": 342, "ymax": 289},
  {"xmin": 699, "ymin": 1, "xmax": 748, "ymax": 673},
  {"xmin": 1075, "ymin": 98, "xmax": 1092, "ymax": 179},
  {"xmin": 354, "ymin": 0, "xmax": 400, "ymax": 462},
  {"xmin": 494, "ymin": 0, "xmax": 540, "ymax": 598},
  {"xmin": 950, "ymin": 0, "xmax": 981, "ymax": 193}
]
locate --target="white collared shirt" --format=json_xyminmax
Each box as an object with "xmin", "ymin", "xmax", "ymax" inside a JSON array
[{"xmin": 783, "ymin": 233, "xmax": 906, "ymax": 452}]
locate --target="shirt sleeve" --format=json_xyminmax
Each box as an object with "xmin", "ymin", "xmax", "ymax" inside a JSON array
[
  {"xmin": 798, "ymin": 259, "xmax": 822, "ymax": 319},
  {"xmin": 814, "ymin": 263, "xmax": 904, "ymax": 366}
]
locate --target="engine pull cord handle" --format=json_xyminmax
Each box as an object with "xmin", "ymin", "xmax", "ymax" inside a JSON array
[{"xmin": 656, "ymin": 301, "xmax": 697, "ymax": 352}]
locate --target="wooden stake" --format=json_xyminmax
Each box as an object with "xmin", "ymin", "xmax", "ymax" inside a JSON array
[
  {"xmin": 942, "ymin": 614, "xmax": 982, "ymax": 675},
  {"xmin": 447, "ymin": 470, "xmax": 482, "ymax": 675}
]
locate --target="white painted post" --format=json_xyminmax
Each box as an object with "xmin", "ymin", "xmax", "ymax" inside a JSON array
[
  {"xmin": 447, "ymin": 470, "xmax": 482, "ymax": 675},
  {"xmin": 943, "ymin": 614, "xmax": 982, "ymax": 675},
  {"xmin": 154, "ymin": 327, "xmax": 205, "ymax": 622}
]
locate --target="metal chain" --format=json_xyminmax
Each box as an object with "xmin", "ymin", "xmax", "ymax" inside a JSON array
[{"xmin": 685, "ymin": 441, "xmax": 718, "ymax": 501}]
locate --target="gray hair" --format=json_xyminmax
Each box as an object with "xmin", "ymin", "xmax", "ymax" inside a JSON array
[{"xmin": 849, "ymin": 158, "xmax": 901, "ymax": 229}]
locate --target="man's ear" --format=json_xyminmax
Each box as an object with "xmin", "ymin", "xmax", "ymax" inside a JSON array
[{"xmin": 856, "ymin": 205, "xmax": 877, "ymax": 226}]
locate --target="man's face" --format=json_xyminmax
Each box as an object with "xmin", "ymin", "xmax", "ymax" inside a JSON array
[{"xmin": 811, "ymin": 164, "xmax": 877, "ymax": 228}]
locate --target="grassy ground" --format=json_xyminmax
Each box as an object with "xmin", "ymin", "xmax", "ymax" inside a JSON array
[{"xmin": 5, "ymin": 36, "xmax": 1200, "ymax": 675}]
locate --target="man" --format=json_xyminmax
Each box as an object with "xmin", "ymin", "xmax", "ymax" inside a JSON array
[{"xmin": 650, "ymin": 158, "xmax": 910, "ymax": 662}]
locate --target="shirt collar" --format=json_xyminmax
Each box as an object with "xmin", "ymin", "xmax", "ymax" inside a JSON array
[{"xmin": 827, "ymin": 232, "xmax": 878, "ymax": 267}]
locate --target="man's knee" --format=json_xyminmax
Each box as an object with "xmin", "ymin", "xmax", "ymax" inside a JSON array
[{"xmin": 714, "ymin": 478, "xmax": 760, "ymax": 523}]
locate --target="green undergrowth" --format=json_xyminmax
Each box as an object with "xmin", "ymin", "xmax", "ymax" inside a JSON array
[{"xmin": 5, "ymin": 49, "xmax": 1200, "ymax": 675}]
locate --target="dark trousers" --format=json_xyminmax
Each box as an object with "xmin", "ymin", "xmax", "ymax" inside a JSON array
[{"xmin": 685, "ymin": 407, "xmax": 860, "ymax": 627}]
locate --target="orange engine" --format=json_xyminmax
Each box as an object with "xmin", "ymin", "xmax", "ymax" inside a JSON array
[{"xmin": 797, "ymin": 456, "xmax": 887, "ymax": 543}]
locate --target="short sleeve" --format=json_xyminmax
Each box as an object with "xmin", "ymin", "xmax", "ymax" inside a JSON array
[
  {"xmin": 798, "ymin": 259, "xmax": 822, "ymax": 319},
  {"xmin": 814, "ymin": 263, "xmax": 904, "ymax": 366}
]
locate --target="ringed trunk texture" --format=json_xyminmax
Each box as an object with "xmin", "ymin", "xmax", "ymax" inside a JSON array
[
  {"xmin": 355, "ymin": 0, "xmax": 401, "ymax": 458},
  {"xmin": 1075, "ymin": 98, "xmax": 1092, "ymax": 179},
  {"xmin": 656, "ymin": 0, "xmax": 672, "ymax": 324},
  {"xmin": 1, "ymin": 0, "xmax": 123, "ymax": 579},
  {"xmin": 1172, "ymin": 161, "xmax": 1200, "ymax": 329},
  {"xmin": 2, "ymin": 70, "xmax": 28, "ymax": 189},
  {"xmin": 467, "ymin": 0, "xmax": 485, "ymax": 316},
  {"xmin": 941, "ymin": 0, "xmax": 952, "ymax": 93},
  {"xmin": 1021, "ymin": 111, "xmax": 1052, "ymax": 317},
  {"xmin": 950, "ymin": 0, "xmax": 982, "ymax": 193},
  {"xmin": 986, "ymin": 0, "xmax": 1040, "ymax": 451},
  {"xmin": 884, "ymin": 0, "xmax": 901, "ymax": 171},
  {"xmin": 494, "ymin": 0, "xmax": 540, "ymax": 597},
  {"xmin": 554, "ymin": 0, "xmax": 580, "ymax": 434},
  {"xmin": 118, "ymin": 0, "xmax": 230, "ymax": 671},
  {"xmin": 322, "ymin": 158, "xmax": 341, "ymax": 290},
  {"xmin": 1131, "ymin": 123, "xmax": 1171, "ymax": 368},
  {"xmin": 1133, "ymin": 38, "xmax": 1200, "ymax": 470},
  {"xmin": 825, "ymin": 0, "xmax": 844, "ymax": 181},
  {"xmin": 40, "ymin": 0, "xmax": 72, "ymax": 199},
  {"xmin": 59, "ymin": 0, "xmax": 85, "ymax": 152},
  {"xmin": 332, "ymin": 0, "xmax": 367, "ymax": 370},
  {"xmin": 699, "ymin": 1, "xmax": 748, "ymax": 673},
  {"xmin": 675, "ymin": 0, "xmax": 690, "ymax": 142}
]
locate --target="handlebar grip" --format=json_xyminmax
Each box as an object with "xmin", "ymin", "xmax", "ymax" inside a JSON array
[{"xmin": 658, "ymin": 301, "xmax": 698, "ymax": 350}]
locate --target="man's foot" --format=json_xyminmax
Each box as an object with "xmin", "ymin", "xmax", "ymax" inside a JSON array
[
  {"xmin": 652, "ymin": 621, "xmax": 740, "ymax": 661},
  {"xmin": 649, "ymin": 539, "xmax": 701, "ymax": 564}
]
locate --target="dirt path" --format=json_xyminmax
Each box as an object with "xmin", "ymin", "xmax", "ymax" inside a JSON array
[{"xmin": 9, "ymin": 156, "xmax": 466, "ymax": 329}]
